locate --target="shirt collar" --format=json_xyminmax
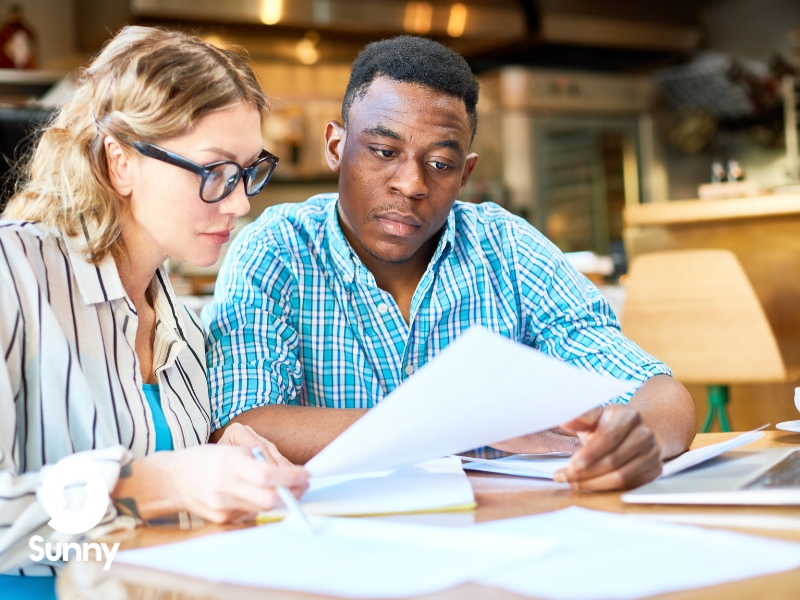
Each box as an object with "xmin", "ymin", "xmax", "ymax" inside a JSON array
[
  {"xmin": 326, "ymin": 197, "xmax": 357, "ymax": 282},
  {"xmin": 325, "ymin": 195, "xmax": 456, "ymax": 283},
  {"xmin": 64, "ymin": 223, "xmax": 127, "ymax": 306},
  {"xmin": 431, "ymin": 209, "xmax": 456, "ymax": 265},
  {"xmin": 151, "ymin": 265, "xmax": 189, "ymax": 370}
]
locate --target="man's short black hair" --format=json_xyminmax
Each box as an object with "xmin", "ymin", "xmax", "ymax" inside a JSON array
[{"xmin": 342, "ymin": 36, "xmax": 479, "ymax": 138}]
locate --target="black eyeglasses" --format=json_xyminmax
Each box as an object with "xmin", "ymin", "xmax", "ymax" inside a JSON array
[{"xmin": 133, "ymin": 141, "xmax": 279, "ymax": 203}]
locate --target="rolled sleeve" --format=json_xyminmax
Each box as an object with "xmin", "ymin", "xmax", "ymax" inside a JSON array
[
  {"xmin": 515, "ymin": 228, "xmax": 671, "ymax": 404},
  {"xmin": 202, "ymin": 226, "xmax": 304, "ymax": 431}
]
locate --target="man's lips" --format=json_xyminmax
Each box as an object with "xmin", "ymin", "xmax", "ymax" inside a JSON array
[
  {"xmin": 374, "ymin": 212, "xmax": 422, "ymax": 238},
  {"xmin": 202, "ymin": 229, "xmax": 234, "ymax": 244}
]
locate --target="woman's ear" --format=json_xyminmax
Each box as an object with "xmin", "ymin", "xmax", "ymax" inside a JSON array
[
  {"xmin": 324, "ymin": 121, "xmax": 345, "ymax": 173},
  {"xmin": 104, "ymin": 136, "xmax": 133, "ymax": 196}
]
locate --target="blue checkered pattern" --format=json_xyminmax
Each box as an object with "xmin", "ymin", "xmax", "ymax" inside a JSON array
[{"xmin": 203, "ymin": 194, "xmax": 670, "ymax": 435}]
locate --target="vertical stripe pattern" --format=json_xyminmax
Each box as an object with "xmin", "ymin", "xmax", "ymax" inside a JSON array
[{"xmin": 0, "ymin": 221, "xmax": 209, "ymax": 574}]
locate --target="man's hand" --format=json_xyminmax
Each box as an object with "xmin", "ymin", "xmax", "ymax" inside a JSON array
[
  {"xmin": 553, "ymin": 404, "xmax": 662, "ymax": 491},
  {"xmin": 216, "ymin": 422, "xmax": 294, "ymax": 467}
]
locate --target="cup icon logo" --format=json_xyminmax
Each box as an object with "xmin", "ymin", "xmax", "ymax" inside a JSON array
[{"xmin": 40, "ymin": 456, "xmax": 109, "ymax": 534}]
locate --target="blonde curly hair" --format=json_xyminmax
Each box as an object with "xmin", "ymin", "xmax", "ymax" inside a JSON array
[{"xmin": 3, "ymin": 26, "xmax": 269, "ymax": 263}]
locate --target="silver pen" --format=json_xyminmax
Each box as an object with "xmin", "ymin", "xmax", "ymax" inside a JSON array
[{"xmin": 251, "ymin": 446, "xmax": 317, "ymax": 534}]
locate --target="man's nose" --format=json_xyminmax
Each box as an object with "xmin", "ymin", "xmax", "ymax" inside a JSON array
[{"xmin": 389, "ymin": 158, "xmax": 428, "ymax": 199}]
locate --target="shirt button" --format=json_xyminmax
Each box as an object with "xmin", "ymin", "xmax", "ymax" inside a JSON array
[
  {"xmin": 405, "ymin": 364, "xmax": 415, "ymax": 376},
  {"xmin": 377, "ymin": 303, "xmax": 388, "ymax": 314}
]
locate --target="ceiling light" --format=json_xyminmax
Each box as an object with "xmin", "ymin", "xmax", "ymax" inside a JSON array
[
  {"xmin": 260, "ymin": 0, "xmax": 283, "ymax": 25},
  {"xmin": 447, "ymin": 3, "xmax": 468, "ymax": 37},
  {"xmin": 404, "ymin": 2, "xmax": 432, "ymax": 35}
]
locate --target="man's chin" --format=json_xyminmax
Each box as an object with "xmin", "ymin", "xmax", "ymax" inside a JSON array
[{"xmin": 362, "ymin": 241, "xmax": 418, "ymax": 265}]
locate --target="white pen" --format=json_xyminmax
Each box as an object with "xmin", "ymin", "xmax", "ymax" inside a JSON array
[{"xmin": 251, "ymin": 446, "xmax": 317, "ymax": 534}]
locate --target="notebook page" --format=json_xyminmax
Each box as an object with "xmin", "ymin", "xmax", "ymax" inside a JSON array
[{"xmin": 259, "ymin": 457, "xmax": 475, "ymax": 518}]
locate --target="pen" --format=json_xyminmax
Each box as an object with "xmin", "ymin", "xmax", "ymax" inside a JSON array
[{"xmin": 251, "ymin": 446, "xmax": 317, "ymax": 534}]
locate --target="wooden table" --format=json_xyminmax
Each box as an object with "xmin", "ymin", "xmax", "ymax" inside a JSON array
[{"xmin": 59, "ymin": 431, "xmax": 800, "ymax": 599}]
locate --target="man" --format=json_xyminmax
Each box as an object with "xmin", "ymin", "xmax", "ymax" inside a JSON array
[{"xmin": 203, "ymin": 36, "xmax": 696, "ymax": 490}]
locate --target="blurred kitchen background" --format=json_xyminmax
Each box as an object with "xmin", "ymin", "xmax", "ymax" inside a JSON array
[{"xmin": 1, "ymin": 0, "xmax": 800, "ymax": 432}]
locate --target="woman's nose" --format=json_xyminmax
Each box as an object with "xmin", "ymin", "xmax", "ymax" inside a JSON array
[{"xmin": 221, "ymin": 180, "xmax": 251, "ymax": 218}]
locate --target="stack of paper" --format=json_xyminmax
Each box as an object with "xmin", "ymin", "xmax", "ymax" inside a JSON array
[
  {"xmin": 460, "ymin": 428, "xmax": 766, "ymax": 481},
  {"xmin": 459, "ymin": 452, "xmax": 571, "ymax": 478},
  {"xmin": 258, "ymin": 457, "xmax": 475, "ymax": 520},
  {"xmin": 116, "ymin": 507, "xmax": 800, "ymax": 599}
]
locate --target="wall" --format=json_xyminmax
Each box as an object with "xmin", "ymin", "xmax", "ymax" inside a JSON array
[{"xmin": 700, "ymin": 0, "xmax": 800, "ymax": 65}]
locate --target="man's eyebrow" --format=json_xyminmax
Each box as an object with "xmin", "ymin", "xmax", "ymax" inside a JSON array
[
  {"xmin": 361, "ymin": 125, "xmax": 403, "ymax": 141},
  {"xmin": 434, "ymin": 139, "xmax": 464, "ymax": 155}
]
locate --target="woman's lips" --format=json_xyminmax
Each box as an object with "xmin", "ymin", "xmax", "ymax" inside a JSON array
[
  {"xmin": 375, "ymin": 213, "xmax": 421, "ymax": 238},
  {"xmin": 202, "ymin": 230, "xmax": 232, "ymax": 245}
]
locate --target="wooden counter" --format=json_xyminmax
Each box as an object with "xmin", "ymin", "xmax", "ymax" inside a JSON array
[
  {"xmin": 59, "ymin": 431, "xmax": 800, "ymax": 600},
  {"xmin": 625, "ymin": 194, "xmax": 800, "ymax": 227},
  {"xmin": 623, "ymin": 194, "xmax": 800, "ymax": 430}
]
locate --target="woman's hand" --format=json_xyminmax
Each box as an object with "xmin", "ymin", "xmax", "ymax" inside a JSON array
[
  {"xmin": 216, "ymin": 422, "xmax": 293, "ymax": 467},
  {"xmin": 112, "ymin": 445, "xmax": 309, "ymax": 524}
]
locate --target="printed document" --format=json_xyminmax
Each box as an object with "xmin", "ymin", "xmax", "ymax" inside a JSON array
[{"xmin": 306, "ymin": 327, "xmax": 634, "ymax": 477}]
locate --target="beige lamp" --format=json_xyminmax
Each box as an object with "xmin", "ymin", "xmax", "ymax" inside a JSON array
[{"xmin": 621, "ymin": 249, "xmax": 787, "ymax": 432}]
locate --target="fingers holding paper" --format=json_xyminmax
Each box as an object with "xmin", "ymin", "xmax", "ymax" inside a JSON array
[{"xmin": 553, "ymin": 404, "xmax": 663, "ymax": 491}]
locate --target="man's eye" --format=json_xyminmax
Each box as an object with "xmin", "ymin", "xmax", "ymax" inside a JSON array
[
  {"xmin": 429, "ymin": 161, "xmax": 451, "ymax": 170},
  {"xmin": 373, "ymin": 148, "xmax": 395, "ymax": 158}
]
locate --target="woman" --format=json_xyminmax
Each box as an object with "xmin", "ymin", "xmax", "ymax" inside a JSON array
[{"xmin": 0, "ymin": 26, "xmax": 308, "ymax": 595}]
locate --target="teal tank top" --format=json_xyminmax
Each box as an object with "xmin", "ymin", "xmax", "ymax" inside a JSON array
[{"xmin": 142, "ymin": 384, "xmax": 174, "ymax": 451}]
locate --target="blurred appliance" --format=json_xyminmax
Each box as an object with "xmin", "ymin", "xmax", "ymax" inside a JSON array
[{"xmin": 471, "ymin": 68, "xmax": 658, "ymax": 261}]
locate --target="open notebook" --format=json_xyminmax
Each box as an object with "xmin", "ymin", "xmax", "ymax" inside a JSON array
[{"xmin": 258, "ymin": 456, "xmax": 476, "ymax": 521}]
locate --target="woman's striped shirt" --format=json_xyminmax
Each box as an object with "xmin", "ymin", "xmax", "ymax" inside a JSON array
[{"xmin": 0, "ymin": 220, "xmax": 210, "ymax": 575}]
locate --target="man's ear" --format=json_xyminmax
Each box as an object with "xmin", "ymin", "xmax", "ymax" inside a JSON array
[
  {"xmin": 324, "ymin": 121, "xmax": 346, "ymax": 173},
  {"xmin": 104, "ymin": 136, "xmax": 133, "ymax": 197},
  {"xmin": 458, "ymin": 153, "xmax": 479, "ymax": 196}
]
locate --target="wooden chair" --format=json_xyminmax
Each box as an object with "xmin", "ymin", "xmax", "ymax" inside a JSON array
[{"xmin": 621, "ymin": 249, "xmax": 787, "ymax": 432}]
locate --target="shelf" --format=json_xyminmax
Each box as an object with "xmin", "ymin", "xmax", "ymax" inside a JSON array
[
  {"xmin": 624, "ymin": 194, "xmax": 800, "ymax": 227},
  {"xmin": 0, "ymin": 69, "xmax": 66, "ymax": 85}
]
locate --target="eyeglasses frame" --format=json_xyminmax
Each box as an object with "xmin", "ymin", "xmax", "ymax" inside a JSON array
[{"xmin": 132, "ymin": 141, "xmax": 279, "ymax": 203}]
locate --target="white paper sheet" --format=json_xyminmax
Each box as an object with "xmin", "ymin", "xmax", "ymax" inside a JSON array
[
  {"xmin": 460, "ymin": 453, "xmax": 570, "ymax": 479},
  {"xmin": 259, "ymin": 457, "xmax": 475, "ymax": 518},
  {"xmin": 115, "ymin": 516, "xmax": 553, "ymax": 599},
  {"xmin": 117, "ymin": 505, "xmax": 800, "ymax": 599},
  {"xmin": 460, "ymin": 427, "xmax": 767, "ymax": 481},
  {"xmin": 474, "ymin": 506, "xmax": 800, "ymax": 600},
  {"xmin": 306, "ymin": 327, "xmax": 634, "ymax": 477},
  {"xmin": 660, "ymin": 427, "xmax": 766, "ymax": 477}
]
